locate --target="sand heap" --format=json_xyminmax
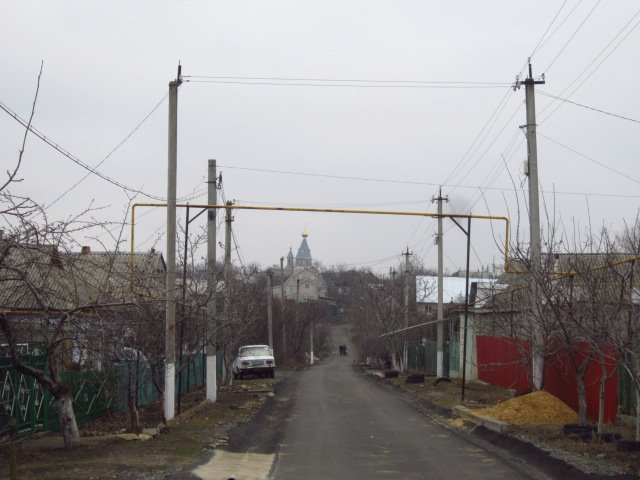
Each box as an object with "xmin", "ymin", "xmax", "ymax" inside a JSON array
[{"xmin": 472, "ymin": 390, "xmax": 578, "ymax": 425}]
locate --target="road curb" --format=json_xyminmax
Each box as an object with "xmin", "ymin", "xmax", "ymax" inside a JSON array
[{"xmin": 452, "ymin": 405, "xmax": 510, "ymax": 433}]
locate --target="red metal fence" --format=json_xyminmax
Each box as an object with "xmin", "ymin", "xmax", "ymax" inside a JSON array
[{"xmin": 476, "ymin": 335, "xmax": 618, "ymax": 423}]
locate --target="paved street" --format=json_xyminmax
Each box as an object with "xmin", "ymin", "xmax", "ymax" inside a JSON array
[
  {"xmin": 270, "ymin": 327, "xmax": 547, "ymax": 480},
  {"xmin": 193, "ymin": 326, "xmax": 550, "ymax": 480}
]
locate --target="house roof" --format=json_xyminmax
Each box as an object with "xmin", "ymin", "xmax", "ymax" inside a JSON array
[
  {"xmin": 416, "ymin": 275, "xmax": 496, "ymax": 304},
  {"xmin": 0, "ymin": 246, "xmax": 165, "ymax": 311}
]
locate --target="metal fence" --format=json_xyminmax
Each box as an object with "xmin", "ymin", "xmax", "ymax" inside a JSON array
[
  {"xmin": 1, "ymin": 352, "xmax": 208, "ymax": 438},
  {"xmin": 407, "ymin": 338, "xmax": 460, "ymax": 377},
  {"xmin": 0, "ymin": 355, "xmax": 111, "ymax": 437}
]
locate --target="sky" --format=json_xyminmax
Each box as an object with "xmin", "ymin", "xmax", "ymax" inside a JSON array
[{"xmin": 1, "ymin": 1, "xmax": 639, "ymax": 275}]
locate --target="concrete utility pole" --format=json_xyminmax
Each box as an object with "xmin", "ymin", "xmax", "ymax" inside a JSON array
[
  {"xmin": 517, "ymin": 61, "xmax": 545, "ymax": 390},
  {"xmin": 309, "ymin": 309, "xmax": 315, "ymax": 365},
  {"xmin": 402, "ymin": 248, "xmax": 412, "ymax": 373},
  {"xmin": 280, "ymin": 257, "xmax": 286, "ymax": 362},
  {"xmin": 206, "ymin": 159, "xmax": 217, "ymax": 402},
  {"xmin": 390, "ymin": 267, "xmax": 398, "ymax": 370},
  {"xmin": 165, "ymin": 65, "xmax": 181, "ymax": 422},
  {"xmin": 432, "ymin": 188, "xmax": 448, "ymax": 378},
  {"xmin": 267, "ymin": 270, "xmax": 274, "ymax": 349},
  {"xmin": 223, "ymin": 201, "xmax": 233, "ymax": 318}
]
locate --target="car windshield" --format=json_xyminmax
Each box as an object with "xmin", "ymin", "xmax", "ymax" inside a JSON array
[{"xmin": 239, "ymin": 346, "xmax": 271, "ymax": 357}]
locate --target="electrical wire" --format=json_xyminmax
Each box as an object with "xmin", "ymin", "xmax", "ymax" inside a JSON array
[
  {"xmin": 186, "ymin": 79, "xmax": 510, "ymax": 89},
  {"xmin": 544, "ymin": 0, "xmax": 602, "ymax": 73},
  {"xmin": 46, "ymin": 93, "xmax": 169, "ymax": 209},
  {"xmin": 539, "ymin": 8, "xmax": 640, "ymax": 123},
  {"xmin": 185, "ymin": 75, "xmax": 511, "ymax": 86},
  {"xmin": 537, "ymin": 131, "xmax": 640, "ymax": 185},
  {"xmin": 0, "ymin": 99, "xmax": 166, "ymax": 202},
  {"xmin": 538, "ymin": 91, "xmax": 640, "ymax": 125},
  {"xmin": 529, "ymin": 0, "xmax": 571, "ymax": 59},
  {"xmin": 217, "ymin": 164, "xmax": 640, "ymax": 198}
]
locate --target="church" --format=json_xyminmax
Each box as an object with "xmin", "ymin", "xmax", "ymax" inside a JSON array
[{"xmin": 274, "ymin": 231, "xmax": 327, "ymax": 302}]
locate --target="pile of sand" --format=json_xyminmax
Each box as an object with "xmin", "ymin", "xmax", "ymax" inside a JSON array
[{"xmin": 472, "ymin": 390, "xmax": 578, "ymax": 425}]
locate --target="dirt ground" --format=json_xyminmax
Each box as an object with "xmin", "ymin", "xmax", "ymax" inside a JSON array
[
  {"xmin": 0, "ymin": 375, "xmax": 285, "ymax": 480},
  {"xmin": 379, "ymin": 370, "xmax": 640, "ymax": 477}
]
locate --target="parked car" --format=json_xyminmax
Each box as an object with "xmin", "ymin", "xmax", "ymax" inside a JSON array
[{"xmin": 232, "ymin": 345, "xmax": 275, "ymax": 379}]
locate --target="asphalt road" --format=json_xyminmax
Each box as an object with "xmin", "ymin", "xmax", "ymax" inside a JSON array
[
  {"xmin": 270, "ymin": 327, "xmax": 549, "ymax": 480},
  {"xmin": 191, "ymin": 326, "xmax": 551, "ymax": 480}
]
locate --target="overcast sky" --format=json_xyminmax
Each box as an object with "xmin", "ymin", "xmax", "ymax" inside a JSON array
[{"xmin": 2, "ymin": 1, "xmax": 639, "ymax": 275}]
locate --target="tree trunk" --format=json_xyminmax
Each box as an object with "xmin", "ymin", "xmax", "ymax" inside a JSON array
[
  {"xmin": 597, "ymin": 353, "xmax": 607, "ymax": 434},
  {"xmin": 576, "ymin": 360, "xmax": 589, "ymax": 426},
  {"xmin": 129, "ymin": 392, "xmax": 141, "ymax": 434},
  {"xmin": 56, "ymin": 392, "xmax": 80, "ymax": 448}
]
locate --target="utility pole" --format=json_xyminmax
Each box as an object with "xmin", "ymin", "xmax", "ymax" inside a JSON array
[
  {"xmin": 206, "ymin": 159, "xmax": 217, "ymax": 402},
  {"xmin": 280, "ymin": 257, "xmax": 286, "ymax": 362},
  {"xmin": 516, "ymin": 61, "xmax": 545, "ymax": 390},
  {"xmin": 309, "ymin": 303, "xmax": 315, "ymax": 365},
  {"xmin": 221, "ymin": 200, "xmax": 233, "ymax": 384},
  {"xmin": 267, "ymin": 270, "xmax": 274, "ymax": 349},
  {"xmin": 165, "ymin": 64, "xmax": 181, "ymax": 422},
  {"xmin": 402, "ymin": 248, "xmax": 412, "ymax": 373},
  {"xmin": 223, "ymin": 201, "xmax": 233, "ymax": 316},
  {"xmin": 432, "ymin": 187, "xmax": 448, "ymax": 378},
  {"xmin": 390, "ymin": 267, "xmax": 397, "ymax": 370}
]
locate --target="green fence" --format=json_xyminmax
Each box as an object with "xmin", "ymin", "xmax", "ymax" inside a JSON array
[
  {"xmin": 1, "ymin": 352, "xmax": 210, "ymax": 438},
  {"xmin": 0, "ymin": 356, "xmax": 111, "ymax": 437},
  {"xmin": 406, "ymin": 339, "xmax": 459, "ymax": 377}
]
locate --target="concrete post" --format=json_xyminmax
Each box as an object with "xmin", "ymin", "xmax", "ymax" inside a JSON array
[
  {"xmin": 206, "ymin": 159, "xmax": 217, "ymax": 401},
  {"xmin": 523, "ymin": 63, "xmax": 545, "ymax": 390},
  {"xmin": 165, "ymin": 68, "xmax": 181, "ymax": 422}
]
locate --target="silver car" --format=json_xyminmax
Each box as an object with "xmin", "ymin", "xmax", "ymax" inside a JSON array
[{"xmin": 232, "ymin": 345, "xmax": 276, "ymax": 379}]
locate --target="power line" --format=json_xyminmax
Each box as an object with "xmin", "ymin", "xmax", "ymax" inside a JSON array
[
  {"xmin": 215, "ymin": 164, "xmax": 639, "ymax": 198},
  {"xmin": 544, "ymin": 0, "xmax": 602, "ymax": 73},
  {"xmin": 186, "ymin": 79, "xmax": 510, "ymax": 89},
  {"xmin": 47, "ymin": 93, "xmax": 169, "ymax": 208},
  {"xmin": 185, "ymin": 75, "xmax": 511, "ymax": 86},
  {"xmin": 537, "ymin": 131, "xmax": 640, "ymax": 185},
  {"xmin": 529, "ymin": 0, "xmax": 571, "ymax": 58},
  {"xmin": 538, "ymin": 91, "xmax": 640, "ymax": 125},
  {"xmin": 0, "ymin": 97, "xmax": 205, "ymax": 204},
  {"xmin": 539, "ymin": 8, "xmax": 640, "ymax": 123},
  {"xmin": 0, "ymin": 99, "xmax": 165, "ymax": 201}
]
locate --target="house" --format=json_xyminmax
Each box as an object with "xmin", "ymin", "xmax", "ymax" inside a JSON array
[
  {"xmin": 466, "ymin": 252, "xmax": 640, "ymax": 423},
  {"xmin": 0, "ymin": 244, "xmax": 166, "ymax": 366},
  {"xmin": 415, "ymin": 275, "xmax": 496, "ymax": 315}
]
